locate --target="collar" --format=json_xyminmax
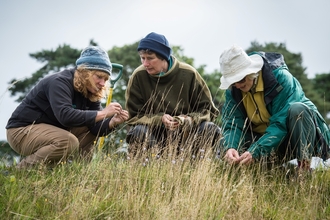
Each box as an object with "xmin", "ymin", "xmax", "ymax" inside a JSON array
[
  {"xmin": 249, "ymin": 71, "xmax": 263, "ymax": 94},
  {"xmin": 156, "ymin": 56, "xmax": 173, "ymax": 76}
]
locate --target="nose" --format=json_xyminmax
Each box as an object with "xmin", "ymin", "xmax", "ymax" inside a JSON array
[
  {"xmin": 142, "ymin": 59, "xmax": 149, "ymax": 67},
  {"xmin": 98, "ymin": 78, "xmax": 105, "ymax": 87}
]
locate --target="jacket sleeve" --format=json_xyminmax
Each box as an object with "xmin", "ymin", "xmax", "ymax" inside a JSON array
[
  {"xmin": 48, "ymin": 77, "xmax": 98, "ymax": 127},
  {"xmin": 88, "ymin": 118, "xmax": 114, "ymax": 136},
  {"xmin": 48, "ymin": 76, "xmax": 114, "ymax": 136},
  {"xmin": 220, "ymin": 89, "xmax": 246, "ymax": 152},
  {"xmin": 186, "ymin": 71, "xmax": 220, "ymax": 124},
  {"xmin": 85, "ymin": 100, "xmax": 116, "ymax": 136}
]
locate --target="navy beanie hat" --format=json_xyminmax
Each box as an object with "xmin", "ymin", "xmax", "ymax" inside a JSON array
[
  {"xmin": 137, "ymin": 32, "xmax": 172, "ymax": 60},
  {"xmin": 76, "ymin": 46, "xmax": 112, "ymax": 75}
]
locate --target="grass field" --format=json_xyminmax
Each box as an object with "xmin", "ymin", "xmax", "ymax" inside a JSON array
[{"xmin": 1, "ymin": 148, "xmax": 330, "ymax": 220}]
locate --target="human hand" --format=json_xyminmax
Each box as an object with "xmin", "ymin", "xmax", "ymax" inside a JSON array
[
  {"xmin": 224, "ymin": 148, "xmax": 240, "ymax": 164},
  {"xmin": 109, "ymin": 110, "xmax": 129, "ymax": 128},
  {"xmin": 104, "ymin": 102, "xmax": 123, "ymax": 117},
  {"xmin": 173, "ymin": 115, "xmax": 192, "ymax": 126},
  {"xmin": 162, "ymin": 114, "xmax": 180, "ymax": 130},
  {"xmin": 238, "ymin": 151, "xmax": 254, "ymax": 165}
]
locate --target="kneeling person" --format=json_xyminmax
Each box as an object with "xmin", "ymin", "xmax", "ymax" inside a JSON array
[{"xmin": 125, "ymin": 32, "xmax": 221, "ymax": 159}]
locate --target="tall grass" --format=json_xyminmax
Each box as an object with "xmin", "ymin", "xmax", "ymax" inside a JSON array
[
  {"xmin": 1, "ymin": 149, "xmax": 330, "ymax": 220},
  {"xmin": 2, "ymin": 81, "xmax": 330, "ymax": 219}
]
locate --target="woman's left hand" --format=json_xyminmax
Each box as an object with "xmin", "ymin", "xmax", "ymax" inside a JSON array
[
  {"xmin": 238, "ymin": 151, "xmax": 254, "ymax": 165},
  {"xmin": 109, "ymin": 110, "xmax": 129, "ymax": 128}
]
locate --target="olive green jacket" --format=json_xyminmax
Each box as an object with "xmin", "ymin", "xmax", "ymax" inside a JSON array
[{"xmin": 125, "ymin": 56, "xmax": 219, "ymax": 126}]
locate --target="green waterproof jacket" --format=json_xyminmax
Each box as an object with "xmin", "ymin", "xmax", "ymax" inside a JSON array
[{"xmin": 221, "ymin": 52, "xmax": 330, "ymax": 159}]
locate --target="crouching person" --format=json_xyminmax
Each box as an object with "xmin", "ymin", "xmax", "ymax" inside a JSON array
[
  {"xmin": 125, "ymin": 32, "xmax": 221, "ymax": 160},
  {"xmin": 6, "ymin": 46, "xmax": 129, "ymax": 169},
  {"xmin": 218, "ymin": 45, "xmax": 330, "ymax": 171}
]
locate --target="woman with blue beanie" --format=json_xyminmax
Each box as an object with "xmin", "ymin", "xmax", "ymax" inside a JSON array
[
  {"xmin": 6, "ymin": 46, "xmax": 129, "ymax": 168},
  {"xmin": 125, "ymin": 32, "xmax": 221, "ymax": 160}
]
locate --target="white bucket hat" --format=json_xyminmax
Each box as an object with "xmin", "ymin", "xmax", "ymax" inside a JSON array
[{"xmin": 219, "ymin": 45, "xmax": 263, "ymax": 90}]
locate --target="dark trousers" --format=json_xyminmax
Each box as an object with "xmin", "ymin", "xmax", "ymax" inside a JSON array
[{"xmin": 243, "ymin": 102, "xmax": 325, "ymax": 164}]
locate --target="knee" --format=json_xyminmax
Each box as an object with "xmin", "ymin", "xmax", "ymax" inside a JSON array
[
  {"xmin": 60, "ymin": 133, "xmax": 79, "ymax": 155},
  {"xmin": 287, "ymin": 102, "xmax": 315, "ymax": 135},
  {"xmin": 197, "ymin": 122, "xmax": 222, "ymax": 144},
  {"xmin": 198, "ymin": 122, "xmax": 221, "ymax": 134},
  {"xmin": 288, "ymin": 102, "xmax": 310, "ymax": 117},
  {"xmin": 126, "ymin": 125, "xmax": 149, "ymax": 144}
]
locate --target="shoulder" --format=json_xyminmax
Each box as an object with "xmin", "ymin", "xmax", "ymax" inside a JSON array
[
  {"xmin": 46, "ymin": 69, "xmax": 74, "ymax": 91},
  {"xmin": 127, "ymin": 65, "xmax": 146, "ymax": 89},
  {"xmin": 172, "ymin": 57, "xmax": 208, "ymax": 86},
  {"xmin": 130, "ymin": 65, "xmax": 146, "ymax": 79},
  {"xmin": 273, "ymin": 67, "xmax": 294, "ymax": 84},
  {"xmin": 53, "ymin": 69, "xmax": 74, "ymax": 82},
  {"xmin": 250, "ymin": 51, "xmax": 287, "ymax": 71},
  {"xmin": 170, "ymin": 56, "xmax": 200, "ymax": 79},
  {"xmin": 172, "ymin": 56, "xmax": 197, "ymax": 73},
  {"xmin": 132, "ymin": 65, "xmax": 146, "ymax": 73},
  {"xmin": 46, "ymin": 68, "xmax": 74, "ymax": 81}
]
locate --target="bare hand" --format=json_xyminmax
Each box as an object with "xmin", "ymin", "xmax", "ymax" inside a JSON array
[
  {"xmin": 104, "ymin": 102, "xmax": 123, "ymax": 117},
  {"xmin": 224, "ymin": 148, "xmax": 240, "ymax": 164},
  {"xmin": 162, "ymin": 114, "xmax": 180, "ymax": 131},
  {"xmin": 109, "ymin": 110, "xmax": 129, "ymax": 128},
  {"xmin": 238, "ymin": 151, "xmax": 254, "ymax": 165}
]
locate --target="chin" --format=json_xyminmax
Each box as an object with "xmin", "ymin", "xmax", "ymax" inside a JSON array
[
  {"xmin": 88, "ymin": 89, "xmax": 99, "ymax": 94},
  {"xmin": 240, "ymin": 87, "xmax": 249, "ymax": 93}
]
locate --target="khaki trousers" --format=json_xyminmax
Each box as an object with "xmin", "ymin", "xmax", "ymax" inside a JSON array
[{"xmin": 6, "ymin": 123, "xmax": 97, "ymax": 168}]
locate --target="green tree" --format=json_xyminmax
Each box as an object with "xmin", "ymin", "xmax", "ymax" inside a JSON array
[
  {"xmin": 8, "ymin": 44, "xmax": 81, "ymax": 102},
  {"xmin": 202, "ymin": 70, "xmax": 224, "ymax": 110},
  {"xmin": 313, "ymin": 73, "xmax": 330, "ymax": 120},
  {"xmin": 106, "ymin": 42, "xmax": 140, "ymax": 108}
]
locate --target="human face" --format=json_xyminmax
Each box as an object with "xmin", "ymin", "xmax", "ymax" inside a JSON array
[
  {"xmin": 232, "ymin": 75, "xmax": 254, "ymax": 92},
  {"xmin": 139, "ymin": 52, "xmax": 166, "ymax": 75},
  {"xmin": 87, "ymin": 71, "xmax": 109, "ymax": 94}
]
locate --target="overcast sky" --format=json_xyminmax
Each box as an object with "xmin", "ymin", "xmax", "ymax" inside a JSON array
[{"xmin": 0, "ymin": 0, "xmax": 329, "ymax": 141}]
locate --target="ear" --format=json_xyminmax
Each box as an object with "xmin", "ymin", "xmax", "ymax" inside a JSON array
[{"xmin": 162, "ymin": 59, "xmax": 168, "ymax": 72}]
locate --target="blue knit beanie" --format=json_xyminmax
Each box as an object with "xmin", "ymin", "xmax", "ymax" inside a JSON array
[
  {"xmin": 76, "ymin": 46, "xmax": 112, "ymax": 75},
  {"xmin": 137, "ymin": 32, "xmax": 172, "ymax": 60}
]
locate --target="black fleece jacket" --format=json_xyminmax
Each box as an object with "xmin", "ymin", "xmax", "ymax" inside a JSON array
[{"xmin": 6, "ymin": 68, "xmax": 113, "ymax": 136}]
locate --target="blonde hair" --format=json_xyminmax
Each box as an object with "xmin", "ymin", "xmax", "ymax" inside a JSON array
[{"xmin": 74, "ymin": 66, "xmax": 110, "ymax": 102}]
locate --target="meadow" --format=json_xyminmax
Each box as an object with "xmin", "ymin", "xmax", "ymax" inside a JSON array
[{"xmin": 1, "ymin": 147, "xmax": 330, "ymax": 220}]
